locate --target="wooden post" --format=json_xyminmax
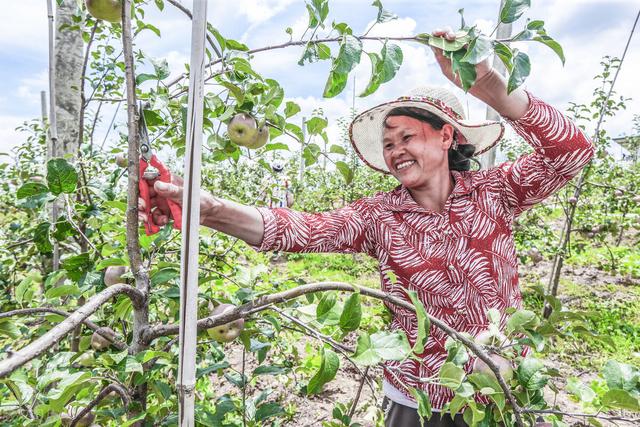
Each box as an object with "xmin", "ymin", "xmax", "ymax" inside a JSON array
[
  {"xmin": 479, "ymin": 0, "xmax": 512, "ymax": 170},
  {"xmin": 177, "ymin": 0, "xmax": 207, "ymax": 425},
  {"xmin": 299, "ymin": 116, "xmax": 306, "ymax": 185}
]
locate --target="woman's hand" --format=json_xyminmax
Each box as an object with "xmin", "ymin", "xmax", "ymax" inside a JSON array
[
  {"xmin": 137, "ymin": 174, "xmax": 222, "ymax": 227},
  {"xmin": 429, "ymin": 27, "xmax": 495, "ymax": 90},
  {"xmin": 429, "ymin": 26, "xmax": 529, "ymax": 120}
]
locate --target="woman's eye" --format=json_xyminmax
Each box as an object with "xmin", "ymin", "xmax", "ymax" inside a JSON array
[{"xmin": 403, "ymin": 135, "xmax": 413, "ymax": 141}]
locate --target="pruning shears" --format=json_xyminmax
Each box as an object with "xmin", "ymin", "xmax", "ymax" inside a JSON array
[{"xmin": 138, "ymin": 102, "xmax": 182, "ymax": 235}]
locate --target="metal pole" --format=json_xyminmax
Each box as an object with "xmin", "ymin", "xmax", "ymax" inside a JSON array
[
  {"xmin": 177, "ymin": 0, "xmax": 207, "ymax": 425},
  {"xmin": 480, "ymin": 0, "xmax": 512, "ymax": 170}
]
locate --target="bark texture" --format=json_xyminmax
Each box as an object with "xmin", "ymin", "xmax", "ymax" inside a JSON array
[{"xmin": 53, "ymin": 0, "xmax": 83, "ymax": 158}]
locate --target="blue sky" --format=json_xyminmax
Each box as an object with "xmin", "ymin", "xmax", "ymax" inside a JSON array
[{"xmin": 1, "ymin": 0, "xmax": 639, "ymax": 160}]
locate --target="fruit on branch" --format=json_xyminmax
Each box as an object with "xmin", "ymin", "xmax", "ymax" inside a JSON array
[
  {"xmin": 207, "ymin": 303, "xmax": 245, "ymax": 343},
  {"xmin": 85, "ymin": 0, "xmax": 122, "ymax": 23},
  {"xmin": 568, "ymin": 196, "xmax": 578, "ymax": 204},
  {"xmin": 104, "ymin": 265, "xmax": 128, "ymax": 286},
  {"xmin": 227, "ymin": 113, "xmax": 269, "ymax": 149},
  {"xmin": 114, "ymin": 154, "xmax": 128, "ymax": 168},
  {"xmin": 614, "ymin": 189, "xmax": 624, "ymax": 197},
  {"xmin": 73, "ymin": 352, "xmax": 96, "ymax": 368},
  {"xmin": 91, "ymin": 327, "xmax": 117, "ymax": 351},
  {"xmin": 475, "ymin": 329, "xmax": 507, "ymax": 347},
  {"xmin": 473, "ymin": 353, "xmax": 514, "ymax": 381}
]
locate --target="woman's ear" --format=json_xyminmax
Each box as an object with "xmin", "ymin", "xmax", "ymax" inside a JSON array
[{"xmin": 441, "ymin": 124, "xmax": 455, "ymax": 149}]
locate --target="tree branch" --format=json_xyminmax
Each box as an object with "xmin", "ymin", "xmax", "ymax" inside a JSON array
[
  {"xmin": 0, "ymin": 307, "xmax": 127, "ymax": 351},
  {"xmin": 70, "ymin": 383, "xmax": 131, "ymax": 427},
  {"xmin": 0, "ymin": 284, "xmax": 143, "ymax": 378},
  {"xmin": 141, "ymin": 281, "xmax": 524, "ymax": 426}
]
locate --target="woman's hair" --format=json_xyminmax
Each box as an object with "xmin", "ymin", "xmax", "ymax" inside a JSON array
[{"xmin": 384, "ymin": 107, "xmax": 477, "ymax": 171}]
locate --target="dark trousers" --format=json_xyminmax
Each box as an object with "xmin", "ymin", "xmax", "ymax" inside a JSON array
[{"xmin": 382, "ymin": 397, "xmax": 467, "ymax": 427}]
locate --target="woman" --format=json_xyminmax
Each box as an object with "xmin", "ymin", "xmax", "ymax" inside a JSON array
[{"xmin": 140, "ymin": 28, "xmax": 594, "ymax": 426}]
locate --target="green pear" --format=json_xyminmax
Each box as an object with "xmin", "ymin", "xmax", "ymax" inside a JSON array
[
  {"xmin": 85, "ymin": 0, "xmax": 122, "ymax": 23},
  {"xmin": 247, "ymin": 125, "xmax": 270, "ymax": 149},
  {"xmin": 227, "ymin": 113, "xmax": 259, "ymax": 148},
  {"xmin": 90, "ymin": 327, "xmax": 117, "ymax": 351},
  {"xmin": 104, "ymin": 265, "xmax": 128, "ymax": 286},
  {"xmin": 207, "ymin": 303, "xmax": 245, "ymax": 343}
]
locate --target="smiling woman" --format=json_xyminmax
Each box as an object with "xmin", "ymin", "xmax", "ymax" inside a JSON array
[{"xmin": 140, "ymin": 25, "xmax": 596, "ymax": 426}]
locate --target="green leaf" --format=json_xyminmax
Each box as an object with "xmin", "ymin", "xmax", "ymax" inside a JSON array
[
  {"xmin": 306, "ymin": 117, "xmax": 328, "ymax": 135},
  {"xmin": 317, "ymin": 292, "xmax": 337, "ymax": 317},
  {"xmin": 445, "ymin": 338, "xmax": 469, "ymax": 366},
  {"xmin": 255, "ymin": 402, "xmax": 285, "ymax": 422},
  {"xmin": 329, "ymin": 144, "xmax": 346, "ymax": 155},
  {"xmin": 533, "ymin": 35, "xmax": 565, "ymax": 65},
  {"xmin": 601, "ymin": 389, "xmax": 640, "ymax": 411},
  {"xmin": 468, "ymin": 372, "xmax": 505, "ymax": 410},
  {"xmin": 359, "ymin": 42, "xmax": 403, "ymax": 97},
  {"xmin": 151, "ymin": 267, "xmax": 180, "ymax": 285},
  {"xmin": 45, "ymin": 284, "xmax": 80, "ymax": 299},
  {"xmin": 439, "ymin": 362, "xmax": 466, "ymax": 390},
  {"xmin": 507, "ymin": 50, "xmax": 531, "ymax": 94},
  {"xmin": 351, "ymin": 331, "xmax": 411, "ymax": 365},
  {"xmin": 135, "ymin": 73, "xmax": 157, "ymax": 85},
  {"xmin": 493, "ymin": 41, "xmax": 514, "ymax": 73},
  {"xmin": 339, "ymin": 292, "xmax": 362, "ymax": 332},
  {"xmin": 333, "ymin": 35, "xmax": 362, "ymax": 74},
  {"xmin": 151, "ymin": 57, "xmax": 170, "ymax": 80},
  {"xmin": 506, "ymin": 309, "xmax": 539, "ymax": 334},
  {"xmin": 500, "ymin": 0, "xmax": 531, "ymax": 24},
  {"xmin": 143, "ymin": 109, "xmax": 164, "ymax": 127},
  {"xmin": 298, "ymin": 42, "xmax": 332, "ymax": 66},
  {"xmin": 516, "ymin": 357, "xmax": 548, "ymax": 390},
  {"xmin": 307, "ymin": 348, "xmax": 340, "ymax": 394},
  {"xmin": 462, "ymin": 401, "xmax": 485, "ymax": 426},
  {"xmin": 602, "ymin": 360, "xmax": 639, "ymax": 391},
  {"xmin": 284, "ymin": 101, "xmax": 301, "ymax": 118},
  {"xmin": 461, "ymin": 35, "xmax": 493, "ymax": 65},
  {"xmin": 323, "ymin": 71, "xmax": 348, "ymax": 98},
  {"xmin": 125, "ymin": 356, "xmax": 144, "ymax": 373},
  {"xmin": 419, "ymin": 32, "xmax": 471, "ymax": 52},
  {"xmin": 372, "ymin": 0, "xmax": 397, "ymax": 23},
  {"xmin": 253, "ymin": 365, "xmax": 290, "ymax": 376},
  {"xmin": 409, "ymin": 387, "xmax": 432, "ymax": 421},
  {"xmin": 265, "ymin": 142, "xmax": 289, "ymax": 152},
  {"xmin": 16, "ymin": 182, "xmax": 49, "ymax": 199},
  {"xmin": 450, "ymin": 49, "xmax": 476, "ymax": 92},
  {"xmin": 406, "ymin": 290, "xmax": 430, "ymax": 355},
  {"xmin": 34, "ymin": 222, "xmax": 53, "ymax": 254},
  {"xmin": 0, "ymin": 320, "xmax": 21, "ymax": 339},
  {"xmin": 566, "ymin": 377, "xmax": 597, "ymax": 404},
  {"xmin": 47, "ymin": 158, "xmax": 78, "ymax": 195},
  {"xmin": 335, "ymin": 161, "xmax": 354, "ymax": 184}
]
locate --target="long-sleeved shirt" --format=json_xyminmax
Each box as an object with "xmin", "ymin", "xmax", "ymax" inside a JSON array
[{"xmin": 252, "ymin": 92, "xmax": 595, "ymax": 410}]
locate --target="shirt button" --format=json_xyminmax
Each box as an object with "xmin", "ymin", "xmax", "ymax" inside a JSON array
[
  {"xmin": 444, "ymin": 230, "xmax": 451, "ymax": 235},
  {"xmin": 448, "ymin": 264, "xmax": 455, "ymax": 271}
]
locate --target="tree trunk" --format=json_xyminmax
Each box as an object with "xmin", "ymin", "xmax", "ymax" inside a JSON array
[{"xmin": 53, "ymin": 0, "xmax": 83, "ymax": 159}]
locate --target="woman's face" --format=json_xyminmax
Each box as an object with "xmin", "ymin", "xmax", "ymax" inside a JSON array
[{"xmin": 382, "ymin": 115, "xmax": 454, "ymax": 190}]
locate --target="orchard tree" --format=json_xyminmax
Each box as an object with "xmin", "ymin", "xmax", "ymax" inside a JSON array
[{"xmin": 1, "ymin": 1, "xmax": 639, "ymax": 426}]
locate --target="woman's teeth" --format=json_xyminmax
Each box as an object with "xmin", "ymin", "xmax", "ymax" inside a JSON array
[{"xmin": 396, "ymin": 160, "xmax": 415, "ymax": 171}]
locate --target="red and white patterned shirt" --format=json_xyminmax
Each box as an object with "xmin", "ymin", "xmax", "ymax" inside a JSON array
[{"xmin": 253, "ymin": 93, "xmax": 594, "ymax": 409}]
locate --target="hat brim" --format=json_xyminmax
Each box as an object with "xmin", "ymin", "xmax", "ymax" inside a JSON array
[{"xmin": 349, "ymin": 99, "xmax": 505, "ymax": 173}]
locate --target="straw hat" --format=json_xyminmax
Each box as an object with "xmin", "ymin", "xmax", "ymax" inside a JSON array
[{"xmin": 349, "ymin": 86, "xmax": 505, "ymax": 173}]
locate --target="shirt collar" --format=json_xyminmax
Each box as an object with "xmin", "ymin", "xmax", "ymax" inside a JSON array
[{"xmin": 383, "ymin": 170, "xmax": 475, "ymax": 213}]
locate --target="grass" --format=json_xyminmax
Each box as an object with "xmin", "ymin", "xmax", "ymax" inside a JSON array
[{"xmin": 565, "ymin": 244, "xmax": 640, "ymax": 278}]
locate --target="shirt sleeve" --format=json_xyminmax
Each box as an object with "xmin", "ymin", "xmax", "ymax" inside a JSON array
[
  {"xmin": 497, "ymin": 91, "xmax": 595, "ymax": 216},
  {"xmin": 251, "ymin": 198, "xmax": 375, "ymax": 255}
]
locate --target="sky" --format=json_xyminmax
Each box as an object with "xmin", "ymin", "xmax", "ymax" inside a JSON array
[{"xmin": 1, "ymin": 0, "xmax": 639, "ymax": 163}]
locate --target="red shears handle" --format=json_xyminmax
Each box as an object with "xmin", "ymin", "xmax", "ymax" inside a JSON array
[{"xmin": 139, "ymin": 154, "xmax": 183, "ymax": 235}]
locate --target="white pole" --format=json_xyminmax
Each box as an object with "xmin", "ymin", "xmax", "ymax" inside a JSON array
[{"xmin": 178, "ymin": 0, "xmax": 207, "ymax": 425}]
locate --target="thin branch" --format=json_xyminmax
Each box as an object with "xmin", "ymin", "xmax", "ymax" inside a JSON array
[
  {"xmin": 70, "ymin": 383, "xmax": 131, "ymax": 427},
  {"xmin": 347, "ymin": 366, "xmax": 370, "ymax": 420},
  {"xmin": 0, "ymin": 307, "xmax": 127, "ymax": 351},
  {"xmin": 523, "ymin": 408, "xmax": 640, "ymax": 423},
  {"xmin": 142, "ymin": 281, "xmax": 523, "ymax": 425},
  {"xmin": 0, "ymin": 284, "xmax": 143, "ymax": 378}
]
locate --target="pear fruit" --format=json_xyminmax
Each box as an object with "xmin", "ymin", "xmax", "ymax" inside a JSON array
[
  {"xmin": 91, "ymin": 327, "xmax": 117, "ymax": 351},
  {"xmin": 104, "ymin": 265, "xmax": 128, "ymax": 287},
  {"xmin": 85, "ymin": 0, "xmax": 122, "ymax": 23},
  {"xmin": 228, "ymin": 113, "xmax": 266, "ymax": 148},
  {"xmin": 207, "ymin": 303, "xmax": 245, "ymax": 343},
  {"xmin": 114, "ymin": 153, "xmax": 128, "ymax": 168},
  {"xmin": 473, "ymin": 354, "xmax": 514, "ymax": 381}
]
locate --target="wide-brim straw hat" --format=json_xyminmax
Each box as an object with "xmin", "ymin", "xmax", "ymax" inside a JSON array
[{"xmin": 349, "ymin": 86, "xmax": 505, "ymax": 173}]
